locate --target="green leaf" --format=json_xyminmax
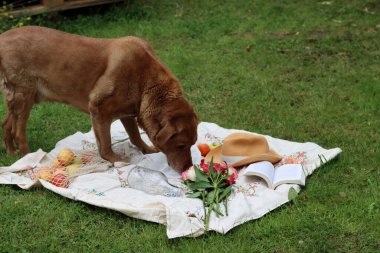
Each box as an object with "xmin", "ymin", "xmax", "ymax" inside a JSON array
[
  {"xmin": 189, "ymin": 181, "xmax": 213, "ymax": 190},
  {"xmin": 214, "ymin": 189, "xmax": 223, "ymax": 217},
  {"xmin": 224, "ymin": 198, "xmax": 228, "ymax": 216},
  {"xmin": 288, "ymin": 187, "xmax": 298, "ymax": 201},
  {"xmin": 186, "ymin": 191, "xmax": 202, "ymax": 198},
  {"xmin": 219, "ymin": 185, "xmax": 232, "ymax": 201},
  {"xmin": 214, "ymin": 206, "xmax": 224, "ymax": 216},
  {"xmin": 216, "ymin": 170, "xmax": 223, "ymax": 180},
  {"xmin": 194, "ymin": 165, "xmax": 209, "ymax": 182},
  {"xmin": 215, "ymin": 180, "xmax": 228, "ymax": 189},
  {"xmin": 206, "ymin": 190, "xmax": 216, "ymax": 204},
  {"xmin": 221, "ymin": 172, "xmax": 228, "ymax": 179}
]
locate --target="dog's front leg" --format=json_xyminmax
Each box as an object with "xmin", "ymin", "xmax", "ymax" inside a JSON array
[
  {"xmin": 91, "ymin": 113, "xmax": 126, "ymax": 163},
  {"xmin": 120, "ymin": 117, "xmax": 158, "ymax": 154}
]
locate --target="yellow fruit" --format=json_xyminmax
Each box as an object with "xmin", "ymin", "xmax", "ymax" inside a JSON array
[
  {"xmin": 51, "ymin": 167, "xmax": 67, "ymax": 177},
  {"xmin": 51, "ymin": 158, "xmax": 58, "ymax": 167},
  {"xmin": 51, "ymin": 158, "xmax": 66, "ymax": 170},
  {"xmin": 72, "ymin": 157, "xmax": 82, "ymax": 165},
  {"xmin": 35, "ymin": 166, "xmax": 53, "ymax": 181},
  {"xmin": 57, "ymin": 148, "xmax": 75, "ymax": 166},
  {"xmin": 66, "ymin": 164, "xmax": 80, "ymax": 175},
  {"xmin": 209, "ymin": 143, "xmax": 221, "ymax": 150},
  {"xmin": 36, "ymin": 171, "xmax": 53, "ymax": 181}
]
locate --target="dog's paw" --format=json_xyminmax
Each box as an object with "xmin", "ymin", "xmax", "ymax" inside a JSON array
[
  {"xmin": 114, "ymin": 160, "xmax": 130, "ymax": 167},
  {"xmin": 18, "ymin": 145, "xmax": 30, "ymax": 155},
  {"xmin": 143, "ymin": 146, "xmax": 159, "ymax": 154}
]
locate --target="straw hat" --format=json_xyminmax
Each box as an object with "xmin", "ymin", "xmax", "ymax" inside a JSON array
[{"xmin": 205, "ymin": 132, "xmax": 282, "ymax": 167}]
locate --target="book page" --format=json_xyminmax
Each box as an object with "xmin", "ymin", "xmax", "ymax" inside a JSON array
[
  {"xmin": 273, "ymin": 164, "xmax": 306, "ymax": 189},
  {"xmin": 243, "ymin": 161, "xmax": 275, "ymax": 188}
]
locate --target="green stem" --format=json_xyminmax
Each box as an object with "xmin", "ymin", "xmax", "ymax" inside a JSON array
[
  {"xmin": 204, "ymin": 203, "xmax": 214, "ymax": 231},
  {"xmin": 209, "ymin": 175, "xmax": 215, "ymax": 185},
  {"xmin": 202, "ymin": 191, "xmax": 206, "ymax": 219},
  {"xmin": 224, "ymin": 198, "xmax": 228, "ymax": 216},
  {"xmin": 215, "ymin": 171, "xmax": 222, "ymax": 185},
  {"xmin": 215, "ymin": 190, "xmax": 220, "ymax": 218}
]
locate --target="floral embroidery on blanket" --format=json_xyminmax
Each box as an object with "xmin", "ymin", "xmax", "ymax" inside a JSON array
[
  {"xmin": 86, "ymin": 188, "xmax": 106, "ymax": 197},
  {"xmin": 203, "ymin": 133, "xmax": 224, "ymax": 146},
  {"xmin": 116, "ymin": 169, "xmax": 129, "ymax": 188},
  {"xmin": 17, "ymin": 166, "xmax": 37, "ymax": 180},
  {"xmin": 275, "ymin": 152, "xmax": 306, "ymax": 167},
  {"xmin": 235, "ymin": 183, "xmax": 258, "ymax": 196},
  {"xmin": 81, "ymin": 140, "xmax": 98, "ymax": 151},
  {"xmin": 186, "ymin": 205, "xmax": 205, "ymax": 220}
]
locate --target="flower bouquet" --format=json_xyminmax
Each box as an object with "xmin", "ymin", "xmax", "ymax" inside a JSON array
[{"xmin": 181, "ymin": 158, "xmax": 238, "ymax": 230}]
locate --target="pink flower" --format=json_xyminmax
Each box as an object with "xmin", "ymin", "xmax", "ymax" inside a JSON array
[
  {"xmin": 199, "ymin": 160, "xmax": 210, "ymax": 173},
  {"xmin": 213, "ymin": 163, "xmax": 226, "ymax": 172},
  {"xmin": 226, "ymin": 172, "xmax": 238, "ymax": 185},
  {"xmin": 181, "ymin": 171, "xmax": 187, "ymax": 181},
  {"xmin": 227, "ymin": 167, "xmax": 237, "ymax": 176},
  {"xmin": 198, "ymin": 159, "xmax": 236, "ymax": 175},
  {"xmin": 181, "ymin": 166, "xmax": 196, "ymax": 181}
]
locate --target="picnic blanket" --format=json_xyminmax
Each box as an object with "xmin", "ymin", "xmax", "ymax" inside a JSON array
[{"xmin": 0, "ymin": 121, "xmax": 342, "ymax": 238}]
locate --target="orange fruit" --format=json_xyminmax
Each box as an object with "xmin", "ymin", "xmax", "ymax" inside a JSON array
[{"xmin": 197, "ymin": 143, "xmax": 211, "ymax": 156}]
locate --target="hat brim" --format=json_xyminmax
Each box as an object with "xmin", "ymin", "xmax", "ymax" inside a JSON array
[{"xmin": 204, "ymin": 146, "xmax": 282, "ymax": 167}]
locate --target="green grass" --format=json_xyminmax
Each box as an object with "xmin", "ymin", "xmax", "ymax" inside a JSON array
[{"xmin": 1, "ymin": 0, "xmax": 379, "ymax": 252}]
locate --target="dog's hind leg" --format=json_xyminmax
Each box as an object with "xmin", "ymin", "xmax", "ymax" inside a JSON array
[
  {"xmin": 120, "ymin": 117, "xmax": 158, "ymax": 154},
  {"xmin": 13, "ymin": 97, "xmax": 33, "ymax": 155},
  {"xmin": 2, "ymin": 111, "xmax": 17, "ymax": 154},
  {"xmin": 3, "ymin": 89, "xmax": 34, "ymax": 155}
]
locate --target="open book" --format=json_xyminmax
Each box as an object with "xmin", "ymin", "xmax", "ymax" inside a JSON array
[{"xmin": 242, "ymin": 161, "xmax": 306, "ymax": 189}]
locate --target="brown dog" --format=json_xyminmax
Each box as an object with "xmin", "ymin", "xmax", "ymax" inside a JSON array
[{"xmin": 0, "ymin": 26, "xmax": 198, "ymax": 172}]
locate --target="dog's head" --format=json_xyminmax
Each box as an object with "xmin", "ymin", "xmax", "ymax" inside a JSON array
[{"xmin": 153, "ymin": 97, "xmax": 199, "ymax": 173}]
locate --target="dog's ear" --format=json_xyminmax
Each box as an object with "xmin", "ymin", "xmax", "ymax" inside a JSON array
[
  {"xmin": 155, "ymin": 121, "xmax": 176, "ymax": 147},
  {"xmin": 193, "ymin": 113, "xmax": 200, "ymax": 125}
]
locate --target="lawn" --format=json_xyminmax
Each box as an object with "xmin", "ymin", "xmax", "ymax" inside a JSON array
[{"xmin": 0, "ymin": 0, "xmax": 379, "ymax": 252}]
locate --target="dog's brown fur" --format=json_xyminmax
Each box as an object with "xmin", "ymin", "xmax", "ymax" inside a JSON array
[{"xmin": 0, "ymin": 26, "xmax": 198, "ymax": 172}]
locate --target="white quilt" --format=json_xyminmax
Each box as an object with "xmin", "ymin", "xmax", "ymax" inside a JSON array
[{"xmin": 0, "ymin": 121, "xmax": 341, "ymax": 238}]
